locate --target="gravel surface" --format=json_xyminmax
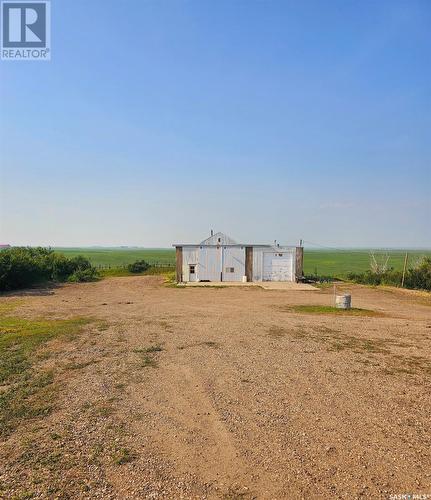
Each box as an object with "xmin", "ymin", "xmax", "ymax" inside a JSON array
[{"xmin": 0, "ymin": 277, "xmax": 430, "ymax": 499}]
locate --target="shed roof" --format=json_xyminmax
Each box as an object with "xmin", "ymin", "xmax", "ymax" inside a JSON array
[
  {"xmin": 200, "ymin": 232, "xmax": 237, "ymax": 246},
  {"xmin": 173, "ymin": 232, "xmax": 296, "ymax": 249}
]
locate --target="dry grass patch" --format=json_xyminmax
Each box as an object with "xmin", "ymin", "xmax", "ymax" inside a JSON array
[
  {"xmin": 268, "ymin": 323, "xmax": 430, "ymax": 376},
  {"xmin": 383, "ymin": 354, "xmax": 431, "ymax": 376},
  {"xmin": 133, "ymin": 345, "xmax": 164, "ymax": 368},
  {"xmin": 134, "ymin": 345, "xmax": 163, "ymax": 354},
  {"xmin": 0, "ymin": 304, "xmax": 91, "ymax": 438},
  {"xmin": 63, "ymin": 359, "xmax": 99, "ymax": 371},
  {"xmin": 267, "ymin": 326, "xmax": 286, "ymax": 339},
  {"xmin": 0, "ymin": 300, "xmax": 23, "ymax": 316},
  {"xmin": 178, "ymin": 340, "xmax": 219, "ymax": 350},
  {"xmin": 96, "ymin": 321, "xmax": 109, "ymax": 332}
]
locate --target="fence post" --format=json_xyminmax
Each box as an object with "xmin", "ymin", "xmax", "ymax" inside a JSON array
[{"xmin": 401, "ymin": 252, "xmax": 408, "ymax": 288}]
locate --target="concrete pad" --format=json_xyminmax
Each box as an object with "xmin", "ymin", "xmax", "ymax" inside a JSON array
[
  {"xmin": 184, "ymin": 282, "xmax": 318, "ymax": 290},
  {"xmin": 184, "ymin": 282, "xmax": 256, "ymax": 287},
  {"xmin": 258, "ymin": 282, "xmax": 318, "ymax": 291}
]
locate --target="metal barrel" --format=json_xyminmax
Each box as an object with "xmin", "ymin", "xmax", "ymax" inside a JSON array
[{"xmin": 335, "ymin": 294, "xmax": 351, "ymax": 309}]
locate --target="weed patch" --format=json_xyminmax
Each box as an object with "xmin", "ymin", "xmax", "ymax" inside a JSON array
[
  {"xmin": 134, "ymin": 345, "xmax": 163, "ymax": 354},
  {"xmin": 133, "ymin": 345, "xmax": 162, "ymax": 368},
  {"xmin": 85, "ymin": 401, "xmax": 115, "ymax": 418},
  {"xmin": 64, "ymin": 359, "xmax": 98, "ymax": 371},
  {"xmin": 283, "ymin": 305, "xmax": 382, "ymax": 317},
  {"xmin": 97, "ymin": 321, "xmax": 109, "ymax": 331},
  {"xmin": 112, "ymin": 447, "xmax": 136, "ymax": 465},
  {"xmin": 202, "ymin": 341, "xmax": 218, "ymax": 348},
  {"xmin": 271, "ymin": 324, "xmax": 429, "ymax": 377},
  {"xmin": 0, "ymin": 306, "xmax": 91, "ymax": 437},
  {"xmin": 178, "ymin": 341, "xmax": 219, "ymax": 350},
  {"xmin": 383, "ymin": 354, "xmax": 431, "ymax": 376},
  {"xmin": 140, "ymin": 355, "xmax": 158, "ymax": 368},
  {"xmin": 267, "ymin": 326, "xmax": 286, "ymax": 339},
  {"xmin": 0, "ymin": 300, "xmax": 22, "ymax": 316}
]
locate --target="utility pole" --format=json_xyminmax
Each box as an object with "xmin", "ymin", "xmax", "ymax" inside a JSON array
[{"xmin": 401, "ymin": 252, "xmax": 408, "ymax": 288}]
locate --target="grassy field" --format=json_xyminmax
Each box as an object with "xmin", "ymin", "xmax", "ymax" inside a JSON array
[
  {"xmin": 53, "ymin": 247, "xmax": 431, "ymax": 278},
  {"xmin": 54, "ymin": 248, "xmax": 175, "ymax": 267},
  {"xmin": 304, "ymin": 249, "xmax": 431, "ymax": 277}
]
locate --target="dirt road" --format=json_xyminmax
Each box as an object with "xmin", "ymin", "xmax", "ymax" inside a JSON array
[{"xmin": 1, "ymin": 277, "xmax": 430, "ymax": 498}]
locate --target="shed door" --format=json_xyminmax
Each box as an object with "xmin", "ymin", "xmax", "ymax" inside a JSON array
[
  {"xmin": 263, "ymin": 253, "xmax": 294, "ymax": 281},
  {"xmin": 188, "ymin": 264, "xmax": 197, "ymax": 282},
  {"xmin": 198, "ymin": 246, "xmax": 221, "ymax": 281}
]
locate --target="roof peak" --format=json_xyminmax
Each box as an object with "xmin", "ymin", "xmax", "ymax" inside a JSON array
[{"xmin": 200, "ymin": 232, "xmax": 237, "ymax": 245}]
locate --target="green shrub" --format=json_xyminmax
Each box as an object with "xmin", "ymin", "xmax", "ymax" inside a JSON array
[
  {"xmin": 67, "ymin": 268, "xmax": 99, "ymax": 283},
  {"xmin": 70, "ymin": 255, "xmax": 92, "ymax": 271},
  {"xmin": 405, "ymin": 257, "xmax": 431, "ymax": 290},
  {"xmin": 51, "ymin": 254, "xmax": 92, "ymax": 280},
  {"xmin": 347, "ymin": 257, "xmax": 431, "ymax": 291},
  {"xmin": 0, "ymin": 247, "xmax": 51, "ymax": 290},
  {"xmin": 127, "ymin": 260, "xmax": 150, "ymax": 273},
  {"xmin": 0, "ymin": 247, "xmax": 98, "ymax": 291}
]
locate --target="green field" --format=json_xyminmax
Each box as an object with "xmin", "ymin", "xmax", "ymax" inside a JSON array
[
  {"xmin": 303, "ymin": 250, "xmax": 431, "ymax": 277},
  {"xmin": 54, "ymin": 248, "xmax": 175, "ymax": 267},
  {"xmin": 53, "ymin": 247, "xmax": 431, "ymax": 278}
]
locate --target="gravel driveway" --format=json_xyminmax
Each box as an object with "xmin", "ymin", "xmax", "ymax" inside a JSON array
[{"xmin": 1, "ymin": 277, "xmax": 430, "ymax": 499}]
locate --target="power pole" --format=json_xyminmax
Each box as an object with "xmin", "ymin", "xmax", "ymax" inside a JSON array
[{"xmin": 401, "ymin": 252, "xmax": 408, "ymax": 288}]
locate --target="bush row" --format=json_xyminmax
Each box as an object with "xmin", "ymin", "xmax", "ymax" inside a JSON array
[
  {"xmin": 0, "ymin": 247, "xmax": 99, "ymax": 291},
  {"xmin": 347, "ymin": 257, "xmax": 431, "ymax": 291}
]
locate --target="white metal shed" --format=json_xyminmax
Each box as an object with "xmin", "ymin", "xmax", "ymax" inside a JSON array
[{"xmin": 173, "ymin": 232, "xmax": 303, "ymax": 283}]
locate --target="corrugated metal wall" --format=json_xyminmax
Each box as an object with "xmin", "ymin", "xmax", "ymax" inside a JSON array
[
  {"xmin": 222, "ymin": 246, "xmax": 245, "ymax": 281},
  {"xmin": 262, "ymin": 253, "xmax": 294, "ymax": 281},
  {"xmin": 198, "ymin": 247, "xmax": 221, "ymax": 281},
  {"xmin": 182, "ymin": 247, "xmax": 199, "ymax": 282},
  {"xmin": 253, "ymin": 247, "xmax": 296, "ymax": 282},
  {"xmin": 182, "ymin": 246, "xmax": 245, "ymax": 282},
  {"xmin": 252, "ymin": 247, "xmax": 265, "ymax": 281},
  {"xmin": 182, "ymin": 245, "xmax": 297, "ymax": 282}
]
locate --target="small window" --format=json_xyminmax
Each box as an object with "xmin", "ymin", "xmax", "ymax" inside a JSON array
[
  {"xmin": 218, "ymin": 237, "xmax": 221, "ymax": 243},
  {"xmin": 189, "ymin": 265, "xmax": 196, "ymax": 274},
  {"xmin": 279, "ymin": 253, "xmax": 283, "ymax": 257},
  {"xmin": 225, "ymin": 267, "xmax": 235, "ymax": 273}
]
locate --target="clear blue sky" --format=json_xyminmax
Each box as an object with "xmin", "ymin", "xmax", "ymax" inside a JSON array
[{"xmin": 1, "ymin": 0, "xmax": 430, "ymax": 248}]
